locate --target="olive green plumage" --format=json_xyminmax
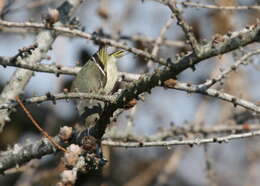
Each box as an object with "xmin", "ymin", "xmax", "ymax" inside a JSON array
[{"xmin": 71, "ymin": 47, "xmax": 125, "ymax": 128}]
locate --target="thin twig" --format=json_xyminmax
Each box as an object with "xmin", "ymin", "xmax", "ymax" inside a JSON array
[
  {"xmin": 102, "ymin": 129, "xmax": 260, "ymax": 148},
  {"xmin": 0, "ymin": 0, "xmax": 84, "ymax": 132},
  {"xmin": 200, "ymin": 49, "xmax": 260, "ymax": 89},
  {"xmin": 0, "ymin": 20, "xmax": 168, "ymax": 66},
  {"xmin": 104, "ymin": 123, "xmax": 260, "ymax": 142},
  {"xmin": 164, "ymin": 80, "xmax": 260, "ymax": 114},
  {"xmin": 180, "ymin": 2, "xmax": 260, "ymax": 11},
  {"xmin": 148, "ymin": 15, "xmax": 174, "ymax": 68},
  {"xmin": 0, "ymin": 92, "xmax": 115, "ymax": 109},
  {"xmin": 16, "ymin": 96, "xmax": 67, "ymax": 152},
  {"xmin": 0, "ymin": 55, "xmax": 140, "ymax": 80},
  {"xmin": 162, "ymin": 0, "xmax": 201, "ymax": 55}
]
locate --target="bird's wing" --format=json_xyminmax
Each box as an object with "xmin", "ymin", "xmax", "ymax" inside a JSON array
[
  {"xmin": 71, "ymin": 59, "xmax": 106, "ymax": 92},
  {"xmin": 70, "ymin": 60, "xmax": 106, "ymax": 116}
]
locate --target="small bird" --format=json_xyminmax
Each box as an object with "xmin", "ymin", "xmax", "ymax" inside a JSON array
[{"xmin": 71, "ymin": 46, "xmax": 125, "ymax": 129}]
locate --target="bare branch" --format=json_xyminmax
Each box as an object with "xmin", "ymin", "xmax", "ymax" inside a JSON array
[
  {"xmin": 0, "ymin": 20, "xmax": 169, "ymax": 66},
  {"xmin": 154, "ymin": 0, "xmax": 201, "ymax": 55},
  {"xmin": 165, "ymin": 80, "xmax": 260, "ymax": 114},
  {"xmin": 16, "ymin": 96, "xmax": 67, "ymax": 152},
  {"xmin": 0, "ymin": 135, "xmax": 64, "ymax": 173},
  {"xmin": 0, "ymin": 55, "xmax": 139, "ymax": 82},
  {"xmin": 91, "ymin": 22, "xmax": 260, "ymax": 139},
  {"xmin": 102, "ymin": 130, "xmax": 260, "ymax": 148},
  {"xmin": 148, "ymin": 15, "xmax": 174, "ymax": 68},
  {"xmin": 0, "ymin": 55, "xmax": 80, "ymax": 75},
  {"xmin": 104, "ymin": 123, "xmax": 260, "ymax": 142},
  {"xmin": 0, "ymin": 92, "xmax": 116, "ymax": 110},
  {"xmin": 200, "ymin": 49, "xmax": 260, "ymax": 89},
  {"xmin": 179, "ymin": 2, "xmax": 260, "ymax": 11},
  {"xmin": 0, "ymin": 0, "xmax": 84, "ymax": 132}
]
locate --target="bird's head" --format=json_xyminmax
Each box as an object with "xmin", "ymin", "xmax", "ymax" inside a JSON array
[{"xmin": 96, "ymin": 46, "xmax": 126, "ymax": 68}]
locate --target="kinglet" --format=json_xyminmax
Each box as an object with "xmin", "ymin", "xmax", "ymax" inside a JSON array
[{"xmin": 71, "ymin": 46, "xmax": 125, "ymax": 129}]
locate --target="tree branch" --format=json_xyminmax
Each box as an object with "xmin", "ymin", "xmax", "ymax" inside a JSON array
[
  {"xmin": 0, "ymin": 92, "xmax": 116, "ymax": 109},
  {"xmin": 102, "ymin": 130, "xmax": 260, "ymax": 148},
  {"xmin": 0, "ymin": 0, "xmax": 84, "ymax": 132},
  {"xmin": 91, "ymin": 22, "xmax": 260, "ymax": 139}
]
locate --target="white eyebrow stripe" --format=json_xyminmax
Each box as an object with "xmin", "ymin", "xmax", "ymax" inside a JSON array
[{"xmin": 91, "ymin": 56, "xmax": 106, "ymax": 77}]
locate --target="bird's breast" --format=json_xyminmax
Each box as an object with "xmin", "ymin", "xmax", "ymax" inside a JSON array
[{"xmin": 104, "ymin": 62, "xmax": 118, "ymax": 94}]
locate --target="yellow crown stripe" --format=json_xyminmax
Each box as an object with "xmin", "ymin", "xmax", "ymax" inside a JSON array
[{"xmin": 110, "ymin": 50, "xmax": 126, "ymax": 58}]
